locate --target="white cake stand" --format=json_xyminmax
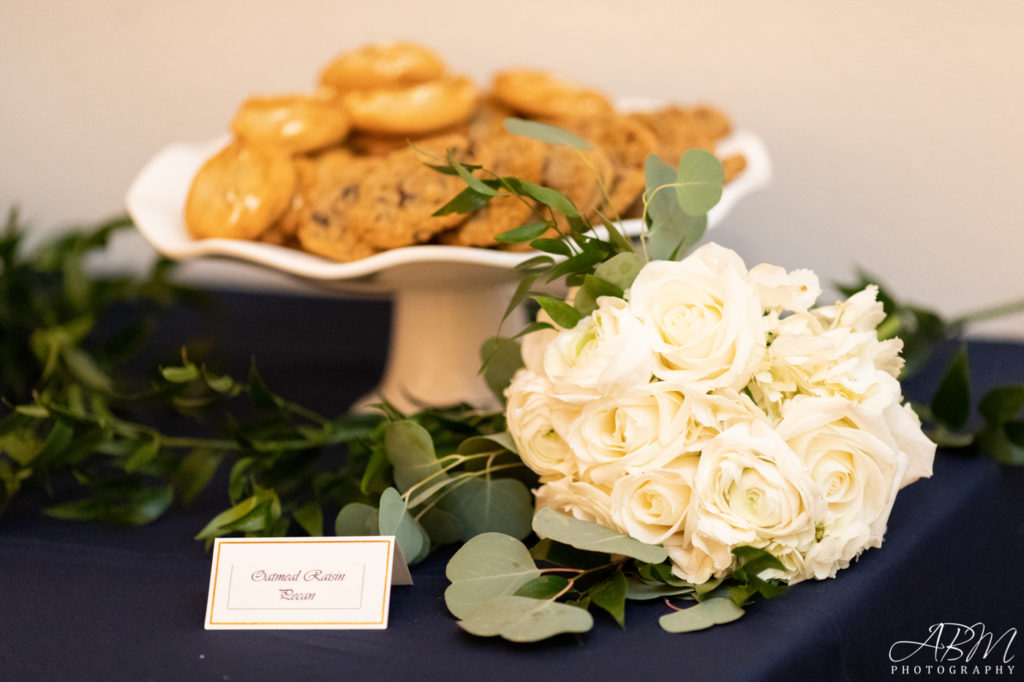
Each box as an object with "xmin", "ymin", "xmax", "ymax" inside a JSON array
[{"xmin": 126, "ymin": 130, "xmax": 771, "ymax": 413}]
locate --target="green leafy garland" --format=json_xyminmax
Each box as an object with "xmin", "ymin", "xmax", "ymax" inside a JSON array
[{"xmin": 1, "ymin": 119, "xmax": 1022, "ymax": 641}]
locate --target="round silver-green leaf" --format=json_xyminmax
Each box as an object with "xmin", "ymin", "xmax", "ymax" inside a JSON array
[
  {"xmin": 457, "ymin": 595, "xmax": 594, "ymax": 642},
  {"xmin": 659, "ymin": 597, "xmax": 745, "ymax": 633},
  {"xmin": 532, "ymin": 507, "xmax": 668, "ymax": 564},
  {"xmin": 445, "ymin": 532, "xmax": 541, "ymax": 619}
]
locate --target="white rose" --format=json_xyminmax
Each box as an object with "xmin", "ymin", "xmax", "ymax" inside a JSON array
[
  {"xmin": 504, "ymin": 370, "xmax": 580, "ymax": 481},
  {"xmin": 534, "ymin": 476, "xmax": 618, "ymax": 531},
  {"xmin": 684, "ymin": 420, "xmax": 823, "ymax": 582},
  {"xmin": 883, "ymin": 400, "xmax": 935, "ymax": 489},
  {"xmin": 566, "ymin": 384, "xmax": 690, "ymax": 484},
  {"xmin": 776, "ymin": 396, "xmax": 908, "ymax": 580},
  {"xmin": 748, "ymin": 263, "xmax": 821, "ymax": 313},
  {"xmin": 610, "ymin": 455, "xmax": 699, "ymax": 545},
  {"xmin": 628, "ymin": 242, "xmax": 766, "ymax": 391},
  {"xmin": 542, "ymin": 295, "xmax": 652, "ymax": 402}
]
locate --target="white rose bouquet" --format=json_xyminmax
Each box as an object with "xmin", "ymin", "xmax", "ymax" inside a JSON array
[
  {"xmin": 404, "ymin": 119, "xmax": 993, "ymax": 642},
  {"xmin": 507, "ymin": 242, "xmax": 935, "ymax": 585}
]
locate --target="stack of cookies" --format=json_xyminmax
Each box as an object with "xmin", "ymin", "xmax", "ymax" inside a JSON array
[{"xmin": 184, "ymin": 42, "xmax": 745, "ymax": 262}]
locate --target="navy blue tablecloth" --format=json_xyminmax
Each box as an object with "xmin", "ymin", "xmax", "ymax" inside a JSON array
[{"xmin": 1, "ymin": 292, "xmax": 1021, "ymax": 681}]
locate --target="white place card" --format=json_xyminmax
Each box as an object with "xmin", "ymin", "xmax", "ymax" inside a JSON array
[{"xmin": 204, "ymin": 536, "xmax": 411, "ymax": 630}]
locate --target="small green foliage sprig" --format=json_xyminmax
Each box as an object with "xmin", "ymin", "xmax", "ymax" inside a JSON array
[{"xmin": 335, "ymin": 416, "xmax": 535, "ymax": 565}]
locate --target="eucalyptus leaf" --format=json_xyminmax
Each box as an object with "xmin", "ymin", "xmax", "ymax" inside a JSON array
[
  {"xmin": 532, "ymin": 507, "xmax": 668, "ymax": 564},
  {"xmin": 645, "ymin": 156, "xmax": 707, "ymax": 260},
  {"xmin": 458, "ymin": 432, "xmax": 518, "ymax": 455},
  {"xmin": 445, "ymin": 477, "xmax": 533, "ymax": 541},
  {"xmin": 503, "ymin": 117, "xmax": 593, "ymax": 151},
  {"xmin": 457, "ymin": 595, "xmax": 594, "ymax": 642},
  {"xmin": 385, "ymin": 420, "xmax": 446, "ymax": 492},
  {"xmin": 674, "ymin": 149, "xmax": 724, "ymax": 217},
  {"xmin": 445, "ymin": 532, "xmax": 541, "ymax": 618},
  {"xmin": 593, "ymin": 252, "xmax": 645, "ymax": 292},
  {"xmin": 419, "ymin": 506, "xmax": 463, "ymax": 546},
  {"xmin": 378, "ymin": 487, "xmax": 426, "ymax": 565},
  {"xmin": 659, "ymin": 597, "xmax": 745, "ymax": 633},
  {"xmin": 335, "ymin": 502, "xmax": 379, "ymax": 536}
]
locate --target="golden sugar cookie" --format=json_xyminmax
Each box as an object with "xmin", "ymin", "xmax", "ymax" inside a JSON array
[
  {"xmin": 491, "ymin": 69, "xmax": 614, "ymax": 121},
  {"xmin": 627, "ymin": 107, "xmax": 717, "ymax": 167},
  {"xmin": 347, "ymin": 135, "xmax": 486, "ymax": 249},
  {"xmin": 440, "ymin": 134, "xmax": 546, "ymax": 247},
  {"xmin": 346, "ymin": 122, "xmax": 470, "ymax": 157},
  {"xmin": 296, "ymin": 149, "xmax": 382, "ymax": 262},
  {"xmin": 342, "ymin": 76, "xmax": 479, "ymax": 136},
  {"xmin": 320, "ymin": 42, "xmax": 446, "ymax": 91},
  {"xmin": 721, "ymin": 153, "xmax": 747, "ymax": 184},
  {"xmin": 184, "ymin": 143, "xmax": 296, "ymax": 241},
  {"xmin": 262, "ymin": 155, "xmax": 318, "ymax": 243},
  {"xmin": 230, "ymin": 94, "xmax": 351, "ymax": 155}
]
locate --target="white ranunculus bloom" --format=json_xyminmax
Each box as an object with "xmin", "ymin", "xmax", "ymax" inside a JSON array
[
  {"xmin": 776, "ymin": 396, "xmax": 909, "ymax": 580},
  {"xmin": 610, "ymin": 455, "xmax": 700, "ymax": 545},
  {"xmin": 684, "ymin": 420, "xmax": 823, "ymax": 582},
  {"xmin": 534, "ymin": 476, "xmax": 619, "ymax": 531},
  {"xmin": 520, "ymin": 324, "xmax": 557, "ymax": 377},
  {"xmin": 682, "ymin": 387, "xmax": 773, "ymax": 448},
  {"xmin": 542, "ymin": 295, "xmax": 652, "ymax": 402},
  {"xmin": 747, "ymin": 288, "xmax": 905, "ymax": 418},
  {"xmin": 748, "ymin": 263, "xmax": 821, "ymax": 313},
  {"xmin": 504, "ymin": 370, "xmax": 580, "ymax": 481},
  {"xmin": 628, "ymin": 243, "xmax": 766, "ymax": 391}
]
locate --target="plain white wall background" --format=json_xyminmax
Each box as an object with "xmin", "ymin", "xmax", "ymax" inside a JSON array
[{"xmin": 2, "ymin": 0, "xmax": 1022, "ymax": 337}]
